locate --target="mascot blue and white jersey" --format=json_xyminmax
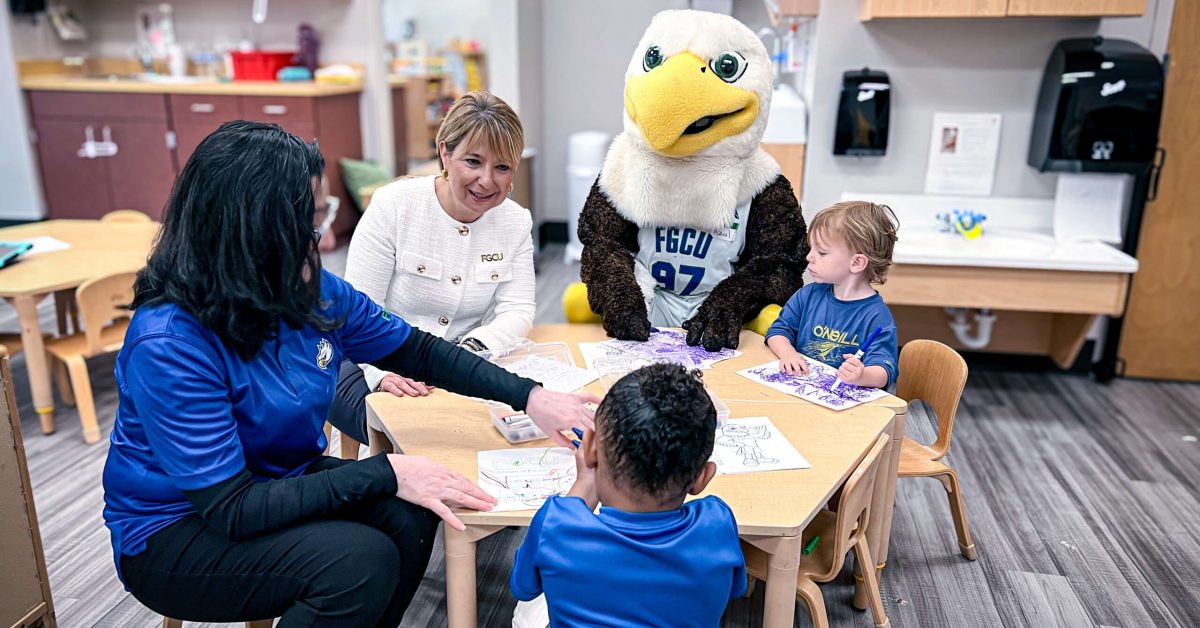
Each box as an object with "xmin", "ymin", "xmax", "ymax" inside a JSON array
[{"xmin": 634, "ymin": 202, "xmax": 751, "ymax": 325}]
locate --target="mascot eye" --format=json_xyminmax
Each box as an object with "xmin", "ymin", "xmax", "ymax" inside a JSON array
[
  {"xmin": 643, "ymin": 45, "xmax": 664, "ymax": 71},
  {"xmin": 710, "ymin": 52, "xmax": 747, "ymax": 83}
]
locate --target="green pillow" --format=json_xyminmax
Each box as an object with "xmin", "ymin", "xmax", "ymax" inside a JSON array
[{"xmin": 339, "ymin": 158, "xmax": 394, "ymax": 213}]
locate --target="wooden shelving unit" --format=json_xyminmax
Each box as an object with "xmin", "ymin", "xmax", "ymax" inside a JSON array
[{"xmin": 860, "ymin": 0, "xmax": 1145, "ymax": 20}]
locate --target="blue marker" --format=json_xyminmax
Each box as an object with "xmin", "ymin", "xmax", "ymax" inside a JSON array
[
  {"xmin": 832, "ymin": 326, "xmax": 885, "ymax": 392},
  {"xmin": 571, "ymin": 427, "xmax": 584, "ymax": 448}
]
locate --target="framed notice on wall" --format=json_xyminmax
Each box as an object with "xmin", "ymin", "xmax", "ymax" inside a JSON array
[{"xmin": 924, "ymin": 112, "xmax": 1002, "ymax": 196}]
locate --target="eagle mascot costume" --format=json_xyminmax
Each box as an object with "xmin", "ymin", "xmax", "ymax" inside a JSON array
[{"xmin": 577, "ymin": 9, "xmax": 809, "ymax": 351}]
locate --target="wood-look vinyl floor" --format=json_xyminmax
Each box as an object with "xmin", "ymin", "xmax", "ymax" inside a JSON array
[{"xmin": 4, "ymin": 244, "xmax": 1197, "ymax": 627}]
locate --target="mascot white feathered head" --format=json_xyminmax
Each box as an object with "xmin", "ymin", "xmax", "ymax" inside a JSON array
[
  {"xmin": 621, "ymin": 9, "xmax": 773, "ymax": 159},
  {"xmin": 600, "ymin": 10, "xmax": 781, "ymax": 233}
]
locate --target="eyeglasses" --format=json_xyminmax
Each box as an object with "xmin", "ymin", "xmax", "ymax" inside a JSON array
[{"xmin": 313, "ymin": 194, "xmax": 340, "ymax": 241}]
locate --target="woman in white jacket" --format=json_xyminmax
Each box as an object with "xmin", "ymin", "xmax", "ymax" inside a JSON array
[{"xmin": 329, "ymin": 91, "xmax": 535, "ymax": 444}]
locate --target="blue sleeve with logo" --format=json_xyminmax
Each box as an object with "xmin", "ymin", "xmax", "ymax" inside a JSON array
[{"xmin": 321, "ymin": 270, "xmax": 411, "ymax": 364}]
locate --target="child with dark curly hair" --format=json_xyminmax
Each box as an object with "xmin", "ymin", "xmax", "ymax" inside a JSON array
[{"xmin": 510, "ymin": 363, "xmax": 746, "ymax": 626}]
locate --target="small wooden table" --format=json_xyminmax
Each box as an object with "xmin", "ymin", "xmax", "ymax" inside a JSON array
[
  {"xmin": 0, "ymin": 219, "xmax": 159, "ymax": 433},
  {"xmin": 366, "ymin": 324, "xmax": 908, "ymax": 627}
]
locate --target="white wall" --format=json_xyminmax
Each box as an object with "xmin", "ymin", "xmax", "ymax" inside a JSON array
[
  {"xmin": 0, "ymin": 7, "xmax": 46, "ymax": 220},
  {"xmin": 802, "ymin": 0, "xmax": 1175, "ymax": 217}
]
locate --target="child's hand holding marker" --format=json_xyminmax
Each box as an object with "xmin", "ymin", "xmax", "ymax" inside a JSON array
[
  {"xmin": 832, "ymin": 326, "xmax": 884, "ymax": 391},
  {"xmin": 567, "ymin": 427, "xmax": 599, "ymax": 510}
]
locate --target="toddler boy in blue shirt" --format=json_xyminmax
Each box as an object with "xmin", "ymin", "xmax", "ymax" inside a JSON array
[
  {"xmin": 767, "ymin": 201, "xmax": 900, "ymax": 388},
  {"xmin": 510, "ymin": 363, "xmax": 745, "ymax": 627}
]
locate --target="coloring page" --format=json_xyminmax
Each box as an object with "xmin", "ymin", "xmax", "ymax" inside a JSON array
[
  {"xmin": 478, "ymin": 448, "xmax": 577, "ymax": 512},
  {"xmin": 710, "ymin": 416, "xmax": 810, "ymax": 474},
  {"xmin": 496, "ymin": 355, "xmax": 597, "ymax": 393},
  {"xmin": 577, "ymin": 342, "xmax": 631, "ymax": 371},
  {"xmin": 735, "ymin": 358, "xmax": 888, "ymax": 410},
  {"xmin": 605, "ymin": 328, "xmax": 741, "ymax": 370}
]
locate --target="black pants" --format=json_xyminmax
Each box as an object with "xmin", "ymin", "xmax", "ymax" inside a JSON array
[
  {"xmin": 122, "ymin": 456, "xmax": 440, "ymax": 627},
  {"xmin": 327, "ymin": 359, "xmax": 372, "ymax": 444}
]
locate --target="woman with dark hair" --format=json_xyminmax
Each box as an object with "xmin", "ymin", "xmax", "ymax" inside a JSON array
[{"xmin": 101, "ymin": 120, "xmax": 597, "ymax": 627}]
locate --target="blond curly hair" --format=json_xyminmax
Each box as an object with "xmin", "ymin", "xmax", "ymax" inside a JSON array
[{"xmin": 809, "ymin": 201, "xmax": 899, "ymax": 284}]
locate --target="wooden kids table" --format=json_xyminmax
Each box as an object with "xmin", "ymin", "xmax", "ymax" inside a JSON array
[{"xmin": 366, "ymin": 324, "xmax": 907, "ymax": 627}]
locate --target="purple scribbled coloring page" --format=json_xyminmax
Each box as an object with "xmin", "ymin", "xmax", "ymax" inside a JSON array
[
  {"xmin": 606, "ymin": 328, "xmax": 741, "ymax": 369},
  {"xmin": 735, "ymin": 358, "xmax": 888, "ymax": 411}
]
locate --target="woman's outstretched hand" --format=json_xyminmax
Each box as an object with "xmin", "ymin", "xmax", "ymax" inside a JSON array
[
  {"xmin": 524, "ymin": 386, "xmax": 600, "ymax": 448},
  {"xmin": 388, "ymin": 454, "xmax": 497, "ymax": 531}
]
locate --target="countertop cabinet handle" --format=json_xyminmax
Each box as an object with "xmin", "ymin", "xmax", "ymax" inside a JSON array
[
  {"xmin": 189, "ymin": 103, "xmax": 216, "ymax": 113},
  {"xmin": 262, "ymin": 104, "xmax": 288, "ymax": 115}
]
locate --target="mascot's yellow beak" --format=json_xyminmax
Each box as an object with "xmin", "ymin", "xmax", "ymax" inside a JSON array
[{"xmin": 625, "ymin": 52, "xmax": 759, "ymax": 157}]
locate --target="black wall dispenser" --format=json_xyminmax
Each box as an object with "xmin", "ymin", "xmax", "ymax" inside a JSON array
[
  {"xmin": 834, "ymin": 68, "xmax": 890, "ymax": 156},
  {"xmin": 1027, "ymin": 36, "xmax": 1166, "ymax": 382},
  {"xmin": 1028, "ymin": 37, "xmax": 1164, "ymax": 173}
]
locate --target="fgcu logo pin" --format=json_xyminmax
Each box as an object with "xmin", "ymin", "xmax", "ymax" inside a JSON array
[{"xmin": 316, "ymin": 338, "xmax": 333, "ymax": 370}]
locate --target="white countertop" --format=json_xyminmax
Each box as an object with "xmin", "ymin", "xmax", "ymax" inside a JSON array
[
  {"xmin": 894, "ymin": 229, "xmax": 1138, "ymax": 273},
  {"xmin": 839, "ymin": 192, "xmax": 1139, "ymax": 274}
]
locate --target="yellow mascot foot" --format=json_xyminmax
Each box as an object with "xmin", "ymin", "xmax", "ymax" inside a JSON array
[
  {"xmin": 562, "ymin": 282, "xmax": 603, "ymax": 324},
  {"xmin": 744, "ymin": 303, "xmax": 782, "ymax": 337}
]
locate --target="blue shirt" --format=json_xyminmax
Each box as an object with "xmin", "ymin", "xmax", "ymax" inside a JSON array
[
  {"xmin": 765, "ymin": 283, "xmax": 898, "ymax": 386},
  {"xmin": 511, "ymin": 495, "xmax": 746, "ymax": 627},
  {"xmin": 102, "ymin": 271, "xmax": 410, "ymax": 582}
]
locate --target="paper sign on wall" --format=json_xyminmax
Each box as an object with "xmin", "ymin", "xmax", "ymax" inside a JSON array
[{"xmin": 924, "ymin": 112, "xmax": 1002, "ymax": 196}]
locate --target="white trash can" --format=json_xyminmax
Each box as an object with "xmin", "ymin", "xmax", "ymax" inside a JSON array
[{"xmin": 564, "ymin": 131, "xmax": 611, "ymax": 263}]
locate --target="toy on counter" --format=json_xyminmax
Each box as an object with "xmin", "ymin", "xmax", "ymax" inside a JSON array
[{"xmin": 936, "ymin": 209, "xmax": 988, "ymax": 239}]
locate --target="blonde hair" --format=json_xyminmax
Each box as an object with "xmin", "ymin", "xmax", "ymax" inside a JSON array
[
  {"xmin": 436, "ymin": 91, "xmax": 524, "ymax": 171},
  {"xmin": 810, "ymin": 201, "xmax": 899, "ymax": 284}
]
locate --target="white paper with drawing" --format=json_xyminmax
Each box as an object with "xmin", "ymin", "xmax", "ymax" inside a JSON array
[
  {"xmin": 577, "ymin": 342, "xmax": 629, "ymax": 371},
  {"xmin": 477, "ymin": 448, "xmax": 577, "ymax": 512},
  {"xmin": 496, "ymin": 355, "xmax": 597, "ymax": 393},
  {"xmin": 735, "ymin": 358, "xmax": 888, "ymax": 410},
  {"xmin": 710, "ymin": 417, "xmax": 809, "ymax": 474}
]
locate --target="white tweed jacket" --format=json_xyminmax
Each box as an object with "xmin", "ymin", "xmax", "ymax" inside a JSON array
[{"xmin": 344, "ymin": 176, "xmax": 535, "ymax": 391}]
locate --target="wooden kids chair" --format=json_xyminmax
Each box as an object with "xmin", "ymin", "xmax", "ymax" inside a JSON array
[
  {"xmin": 43, "ymin": 271, "xmax": 137, "ymax": 443},
  {"xmin": 742, "ymin": 434, "xmax": 891, "ymax": 628},
  {"xmin": 894, "ymin": 339, "xmax": 975, "ymax": 560},
  {"xmin": 100, "ymin": 208, "xmax": 155, "ymax": 223}
]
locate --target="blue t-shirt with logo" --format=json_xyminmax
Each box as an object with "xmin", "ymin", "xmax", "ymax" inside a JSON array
[
  {"xmin": 511, "ymin": 495, "xmax": 746, "ymax": 627},
  {"xmin": 765, "ymin": 283, "xmax": 898, "ymax": 386},
  {"xmin": 102, "ymin": 271, "xmax": 410, "ymax": 581}
]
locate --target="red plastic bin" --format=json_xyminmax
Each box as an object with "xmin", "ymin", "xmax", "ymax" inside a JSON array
[{"xmin": 230, "ymin": 51, "xmax": 295, "ymax": 81}]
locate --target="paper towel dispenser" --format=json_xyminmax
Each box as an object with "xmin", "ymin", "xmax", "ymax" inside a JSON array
[
  {"xmin": 1028, "ymin": 36, "xmax": 1163, "ymax": 173},
  {"xmin": 834, "ymin": 68, "xmax": 889, "ymax": 157}
]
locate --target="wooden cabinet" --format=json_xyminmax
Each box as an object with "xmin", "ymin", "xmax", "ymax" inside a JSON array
[
  {"xmin": 169, "ymin": 94, "xmax": 240, "ymax": 166},
  {"xmin": 28, "ymin": 91, "xmax": 172, "ymax": 220},
  {"xmin": 29, "ymin": 118, "xmax": 112, "ymax": 220},
  {"xmin": 1006, "ymin": 0, "xmax": 1145, "ymax": 16},
  {"xmin": 761, "ymin": 143, "xmax": 806, "ymax": 198},
  {"xmin": 26, "ymin": 88, "xmax": 363, "ymax": 237},
  {"xmin": 860, "ymin": 0, "xmax": 1144, "ymax": 19}
]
